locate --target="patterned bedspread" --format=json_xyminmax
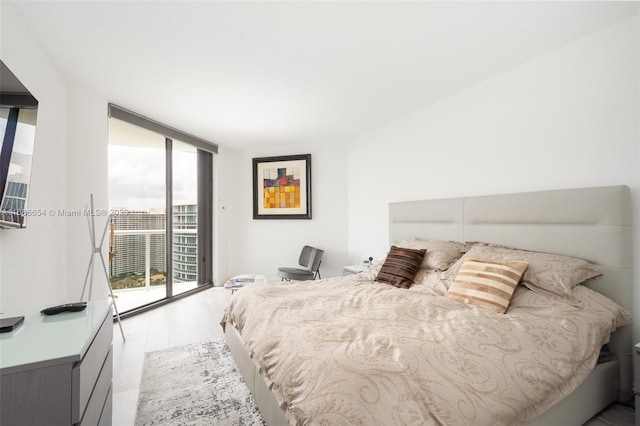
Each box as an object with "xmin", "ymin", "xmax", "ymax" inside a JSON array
[{"xmin": 221, "ymin": 272, "xmax": 630, "ymax": 425}]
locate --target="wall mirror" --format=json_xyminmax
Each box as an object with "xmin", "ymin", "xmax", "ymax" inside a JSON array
[{"xmin": 0, "ymin": 60, "xmax": 38, "ymax": 229}]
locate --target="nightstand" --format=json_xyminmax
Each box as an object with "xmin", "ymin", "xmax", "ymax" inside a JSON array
[
  {"xmin": 224, "ymin": 274, "xmax": 268, "ymax": 294},
  {"xmin": 342, "ymin": 265, "xmax": 370, "ymax": 276},
  {"xmin": 635, "ymin": 343, "xmax": 640, "ymax": 426}
]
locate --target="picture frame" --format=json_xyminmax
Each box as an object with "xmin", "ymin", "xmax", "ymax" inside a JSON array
[{"xmin": 253, "ymin": 154, "xmax": 311, "ymax": 219}]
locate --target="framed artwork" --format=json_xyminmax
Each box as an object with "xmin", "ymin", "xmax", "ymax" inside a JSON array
[{"xmin": 253, "ymin": 154, "xmax": 311, "ymax": 219}]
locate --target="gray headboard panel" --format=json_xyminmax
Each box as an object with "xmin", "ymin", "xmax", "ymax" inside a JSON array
[
  {"xmin": 389, "ymin": 197, "xmax": 465, "ymax": 243},
  {"xmin": 389, "ymin": 185, "xmax": 632, "ymax": 399}
]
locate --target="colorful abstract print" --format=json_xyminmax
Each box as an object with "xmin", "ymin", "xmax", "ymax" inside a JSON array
[{"xmin": 263, "ymin": 167, "xmax": 301, "ymax": 209}]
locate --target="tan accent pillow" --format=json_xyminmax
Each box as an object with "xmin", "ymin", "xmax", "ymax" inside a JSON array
[
  {"xmin": 395, "ymin": 238, "xmax": 465, "ymax": 271},
  {"xmin": 375, "ymin": 245, "xmax": 426, "ymax": 289},
  {"xmin": 444, "ymin": 243, "xmax": 602, "ymax": 301},
  {"xmin": 446, "ymin": 257, "xmax": 529, "ymax": 314}
]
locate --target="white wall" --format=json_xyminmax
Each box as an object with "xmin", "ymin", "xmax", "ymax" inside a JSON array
[
  {"xmin": 223, "ymin": 143, "xmax": 349, "ymax": 282},
  {"xmin": 0, "ymin": 5, "xmax": 69, "ymax": 312},
  {"xmin": 0, "ymin": 5, "xmax": 111, "ymax": 312},
  {"xmin": 64, "ymin": 85, "xmax": 109, "ymax": 302},
  {"xmin": 348, "ymin": 16, "xmax": 640, "ymax": 338},
  {"xmin": 214, "ymin": 145, "xmax": 241, "ymax": 284}
]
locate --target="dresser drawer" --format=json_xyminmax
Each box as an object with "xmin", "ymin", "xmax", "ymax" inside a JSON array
[
  {"xmin": 98, "ymin": 387, "xmax": 113, "ymax": 426},
  {"xmin": 634, "ymin": 344, "xmax": 640, "ymax": 391},
  {"xmin": 72, "ymin": 310, "xmax": 113, "ymax": 423},
  {"xmin": 80, "ymin": 346, "xmax": 112, "ymax": 425}
]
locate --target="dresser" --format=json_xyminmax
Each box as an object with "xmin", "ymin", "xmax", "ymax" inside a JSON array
[
  {"xmin": 635, "ymin": 343, "xmax": 640, "ymax": 426},
  {"xmin": 0, "ymin": 299, "xmax": 113, "ymax": 425}
]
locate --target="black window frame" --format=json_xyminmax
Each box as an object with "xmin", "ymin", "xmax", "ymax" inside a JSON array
[{"xmin": 107, "ymin": 103, "xmax": 217, "ymax": 318}]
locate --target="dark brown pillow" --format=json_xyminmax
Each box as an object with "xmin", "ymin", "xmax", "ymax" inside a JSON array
[{"xmin": 375, "ymin": 245, "xmax": 426, "ymax": 289}]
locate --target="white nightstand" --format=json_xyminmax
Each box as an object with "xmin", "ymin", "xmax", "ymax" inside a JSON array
[
  {"xmin": 224, "ymin": 274, "xmax": 268, "ymax": 293},
  {"xmin": 342, "ymin": 265, "xmax": 370, "ymax": 276},
  {"xmin": 635, "ymin": 343, "xmax": 640, "ymax": 426}
]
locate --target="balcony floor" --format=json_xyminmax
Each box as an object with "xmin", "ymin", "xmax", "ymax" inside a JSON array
[{"xmin": 112, "ymin": 281, "xmax": 199, "ymax": 313}]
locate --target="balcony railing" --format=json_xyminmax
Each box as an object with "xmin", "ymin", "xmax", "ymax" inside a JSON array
[{"xmin": 110, "ymin": 228, "xmax": 198, "ymax": 313}]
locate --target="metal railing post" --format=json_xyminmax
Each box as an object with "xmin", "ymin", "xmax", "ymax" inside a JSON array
[{"xmin": 145, "ymin": 232, "xmax": 151, "ymax": 290}]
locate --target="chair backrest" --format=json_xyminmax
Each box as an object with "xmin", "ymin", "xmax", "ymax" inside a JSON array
[{"xmin": 298, "ymin": 245, "xmax": 324, "ymax": 272}]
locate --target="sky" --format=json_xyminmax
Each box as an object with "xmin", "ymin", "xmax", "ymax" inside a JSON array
[{"xmin": 108, "ymin": 144, "xmax": 197, "ymax": 212}]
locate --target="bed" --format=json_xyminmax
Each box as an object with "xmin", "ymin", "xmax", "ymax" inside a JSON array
[{"xmin": 221, "ymin": 185, "xmax": 633, "ymax": 425}]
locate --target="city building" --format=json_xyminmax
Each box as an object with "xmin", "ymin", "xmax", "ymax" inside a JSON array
[
  {"xmin": 173, "ymin": 204, "xmax": 197, "ymax": 283},
  {"xmin": 110, "ymin": 210, "xmax": 166, "ymax": 278},
  {"xmin": 109, "ymin": 204, "xmax": 197, "ymax": 283},
  {"xmin": 0, "ymin": 174, "xmax": 28, "ymax": 227}
]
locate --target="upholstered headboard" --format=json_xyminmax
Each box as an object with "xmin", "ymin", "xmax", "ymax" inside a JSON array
[{"xmin": 389, "ymin": 185, "xmax": 633, "ymax": 400}]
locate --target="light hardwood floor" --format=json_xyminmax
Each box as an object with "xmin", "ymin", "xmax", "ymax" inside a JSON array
[
  {"xmin": 111, "ymin": 286, "xmax": 634, "ymax": 426},
  {"xmin": 112, "ymin": 286, "xmax": 232, "ymax": 426}
]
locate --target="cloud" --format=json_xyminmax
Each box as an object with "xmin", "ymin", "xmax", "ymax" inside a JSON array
[{"xmin": 109, "ymin": 145, "xmax": 197, "ymax": 211}]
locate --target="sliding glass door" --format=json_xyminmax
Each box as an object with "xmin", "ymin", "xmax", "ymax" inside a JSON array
[
  {"xmin": 107, "ymin": 106, "xmax": 215, "ymax": 315},
  {"xmin": 171, "ymin": 140, "xmax": 200, "ymax": 296}
]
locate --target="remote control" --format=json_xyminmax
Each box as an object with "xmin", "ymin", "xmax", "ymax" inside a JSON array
[{"xmin": 41, "ymin": 302, "xmax": 87, "ymax": 315}]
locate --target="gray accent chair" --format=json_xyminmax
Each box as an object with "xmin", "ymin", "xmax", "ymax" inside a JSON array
[{"xmin": 277, "ymin": 246, "xmax": 324, "ymax": 281}]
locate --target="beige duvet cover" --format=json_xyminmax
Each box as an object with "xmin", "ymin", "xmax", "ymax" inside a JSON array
[{"xmin": 221, "ymin": 273, "xmax": 630, "ymax": 426}]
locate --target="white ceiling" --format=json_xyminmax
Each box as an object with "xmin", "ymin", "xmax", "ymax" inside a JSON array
[{"xmin": 6, "ymin": 1, "xmax": 639, "ymax": 148}]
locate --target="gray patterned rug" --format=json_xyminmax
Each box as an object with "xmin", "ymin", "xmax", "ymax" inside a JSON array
[{"xmin": 135, "ymin": 340, "xmax": 265, "ymax": 425}]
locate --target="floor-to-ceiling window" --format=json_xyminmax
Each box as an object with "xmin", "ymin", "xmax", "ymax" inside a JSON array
[{"xmin": 107, "ymin": 104, "xmax": 215, "ymax": 316}]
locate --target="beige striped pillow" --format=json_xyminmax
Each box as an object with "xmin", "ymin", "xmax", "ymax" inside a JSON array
[{"xmin": 446, "ymin": 257, "xmax": 528, "ymax": 314}]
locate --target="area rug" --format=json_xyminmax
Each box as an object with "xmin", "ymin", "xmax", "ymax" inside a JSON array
[{"xmin": 135, "ymin": 340, "xmax": 265, "ymax": 425}]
